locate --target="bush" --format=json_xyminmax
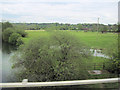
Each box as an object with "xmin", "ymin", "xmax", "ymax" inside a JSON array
[
  {"xmin": 16, "ymin": 37, "xmax": 24, "ymax": 46},
  {"xmin": 105, "ymin": 60, "xmax": 120, "ymax": 74},
  {"xmin": 2, "ymin": 27, "xmax": 14, "ymax": 42},
  {"xmin": 12, "ymin": 31, "xmax": 90, "ymax": 82},
  {"xmin": 2, "ymin": 22, "xmax": 13, "ymax": 31},
  {"xmin": 2, "ymin": 26, "xmax": 27, "ymax": 45},
  {"xmin": 9, "ymin": 33, "xmax": 21, "ymax": 45},
  {"xmin": 15, "ymin": 28, "xmax": 27, "ymax": 37},
  {"xmin": 104, "ymin": 43, "xmax": 120, "ymax": 74}
]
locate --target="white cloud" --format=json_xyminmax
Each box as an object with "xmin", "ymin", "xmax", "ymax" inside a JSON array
[
  {"xmin": 1, "ymin": 0, "xmax": 119, "ymax": 3},
  {"xmin": 1, "ymin": 0, "xmax": 119, "ymax": 24}
]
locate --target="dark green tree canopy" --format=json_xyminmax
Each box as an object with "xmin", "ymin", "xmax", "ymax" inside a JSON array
[
  {"xmin": 9, "ymin": 33, "xmax": 21, "ymax": 45},
  {"xmin": 2, "ymin": 22, "xmax": 27, "ymax": 45},
  {"xmin": 2, "ymin": 28, "xmax": 14, "ymax": 42},
  {"xmin": 2, "ymin": 22, "xmax": 13, "ymax": 31},
  {"xmin": 12, "ymin": 31, "xmax": 90, "ymax": 82}
]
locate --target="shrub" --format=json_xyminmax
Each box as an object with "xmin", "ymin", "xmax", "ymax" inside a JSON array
[
  {"xmin": 2, "ymin": 22, "xmax": 13, "ymax": 31},
  {"xmin": 15, "ymin": 28, "xmax": 27, "ymax": 37},
  {"xmin": 2, "ymin": 27, "xmax": 14, "ymax": 42},
  {"xmin": 2, "ymin": 26, "xmax": 27, "ymax": 45},
  {"xmin": 16, "ymin": 37, "xmax": 24, "ymax": 46},
  {"xmin": 104, "ymin": 43, "xmax": 120, "ymax": 74},
  {"xmin": 9, "ymin": 33, "xmax": 21, "ymax": 45},
  {"xmin": 12, "ymin": 31, "xmax": 90, "ymax": 82}
]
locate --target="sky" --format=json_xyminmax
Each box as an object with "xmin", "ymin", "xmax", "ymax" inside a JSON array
[{"xmin": 0, "ymin": 0, "xmax": 119, "ymax": 24}]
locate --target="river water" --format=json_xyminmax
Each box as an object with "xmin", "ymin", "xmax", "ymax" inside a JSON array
[{"xmin": 2, "ymin": 42, "xmax": 17, "ymax": 83}]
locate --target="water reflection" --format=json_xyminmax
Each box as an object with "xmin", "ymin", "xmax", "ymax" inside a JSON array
[
  {"xmin": 90, "ymin": 49, "xmax": 110, "ymax": 59},
  {"xmin": 2, "ymin": 42, "xmax": 17, "ymax": 82},
  {"xmin": 2, "ymin": 42, "xmax": 17, "ymax": 54}
]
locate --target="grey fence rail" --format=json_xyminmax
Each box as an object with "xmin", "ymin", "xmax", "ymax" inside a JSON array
[{"xmin": 0, "ymin": 78, "xmax": 120, "ymax": 88}]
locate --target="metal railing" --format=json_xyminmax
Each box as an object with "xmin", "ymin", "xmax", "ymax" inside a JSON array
[{"xmin": 0, "ymin": 78, "xmax": 120, "ymax": 88}]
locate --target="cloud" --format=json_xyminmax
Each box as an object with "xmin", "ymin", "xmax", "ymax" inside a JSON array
[
  {"xmin": 1, "ymin": 0, "xmax": 119, "ymax": 24},
  {"xmin": 1, "ymin": 0, "xmax": 119, "ymax": 3}
]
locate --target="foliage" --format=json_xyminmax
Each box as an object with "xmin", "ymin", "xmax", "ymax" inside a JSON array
[
  {"xmin": 14, "ymin": 28, "xmax": 27, "ymax": 37},
  {"xmin": 99, "ymin": 25, "xmax": 108, "ymax": 32},
  {"xmin": 2, "ymin": 27, "xmax": 14, "ymax": 42},
  {"xmin": 104, "ymin": 42, "xmax": 120, "ymax": 74},
  {"xmin": 22, "ymin": 30, "xmax": 119, "ymax": 75},
  {"xmin": 12, "ymin": 23, "xmax": 118, "ymax": 32},
  {"xmin": 16, "ymin": 37, "xmax": 24, "ymax": 46},
  {"xmin": 23, "ymin": 30, "xmax": 117, "ymax": 50},
  {"xmin": 2, "ymin": 21, "xmax": 13, "ymax": 31},
  {"xmin": 50, "ymin": 31, "xmax": 90, "ymax": 80},
  {"xmin": 9, "ymin": 33, "xmax": 21, "ymax": 45},
  {"xmin": 2, "ymin": 22, "xmax": 27, "ymax": 45},
  {"xmin": 105, "ymin": 59, "xmax": 120, "ymax": 74},
  {"xmin": 12, "ymin": 31, "xmax": 90, "ymax": 82}
]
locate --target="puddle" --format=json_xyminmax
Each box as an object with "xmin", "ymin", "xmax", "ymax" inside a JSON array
[{"xmin": 90, "ymin": 49, "xmax": 110, "ymax": 59}]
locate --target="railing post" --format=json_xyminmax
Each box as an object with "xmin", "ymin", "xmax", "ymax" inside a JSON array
[
  {"xmin": 118, "ymin": 74, "xmax": 120, "ymax": 90},
  {"xmin": 22, "ymin": 79, "xmax": 28, "ymax": 87}
]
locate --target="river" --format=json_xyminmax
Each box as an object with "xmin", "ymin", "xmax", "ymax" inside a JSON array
[{"xmin": 2, "ymin": 42, "xmax": 17, "ymax": 83}]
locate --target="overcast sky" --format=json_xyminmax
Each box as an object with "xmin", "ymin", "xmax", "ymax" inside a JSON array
[{"xmin": 0, "ymin": 0, "xmax": 119, "ymax": 24}]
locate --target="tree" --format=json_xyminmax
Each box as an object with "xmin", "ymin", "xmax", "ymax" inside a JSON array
[
  {"xmin": 9, "ymin": 33, "xmax": 21, "ymax": 45},
  {"xmin": 104, "ymin": 42, "xmax": 120, "ymax": 74},
  {"xmin": 2, "ymin": 28, "xmax": 14, "ymax": 42},
  {"xmin": 16, "ymin": 37, "xmax": 24, "ymax": 46},
  {"xmin": 50, "ymin": 31, "xmax": 90, "ymax": 80},
  {"xmin": 12, "ymin": 31, "xmax": 90, "ymax": 82},
  {"xmin": 100, "ymin": 25, "xmax": 108, "ymax": 33},
  {"xmin": 2, "ymin": 26, "xmax": 27, "ymax": 45},
  {"xmin": 14, "ymin": 28, "xmax": 27, "ymax": 37},
  {"xmin": 2, "ymin": 22, "xmax": 13, "ymax": 31},
  {"xmin": 77, "ymin": 24, "xmax": 83, "ymax": 30}
]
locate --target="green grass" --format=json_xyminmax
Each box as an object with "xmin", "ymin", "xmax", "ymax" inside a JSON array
[
  {"xmin": 23, "ymin": 30, "xmax": 50, "ymax": 44},
  {"xmin": 22, "ymin": 30, "xmax": 117, "ymax": 69},
  {"xmin": 22, "ymin": 30, "xmax": 117, "ymax": 68},
  {"xmin": 22, "ymin": 30, "xmax": 118, "ymax": 87},
  {"xmin": 23, "ymin": 30, "xmax": 117, "ymax": 50},
  {"xmin": 71, "ymin": 31, "xmax": 117, "ymax": 49}
]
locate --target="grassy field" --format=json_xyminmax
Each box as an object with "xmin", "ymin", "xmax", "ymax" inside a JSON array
[
  {"xmin": 22, "ymin": 30, "xmax": 117, "ymax": 70},
  {"xmin": 23, "ymin": 30, "xmax": 117, "ymax": 50},
  {"xmin": 23, "ymin": 30, "xmax": 49, "ymax": 43},
  {"xmin": 22, "ymin": 30, "xmax": 118, "ymax": 83},
  {"xmin": 71, "ymin": 31, "xmax": 117, "ymax": 49}
]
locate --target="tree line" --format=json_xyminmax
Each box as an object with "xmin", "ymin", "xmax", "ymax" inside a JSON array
[
  {"xmin": 12, "ymin": 23, "xmax": 118, "ymax": 32},
  {"xmin": 2, "ymin": 22, "xmax": 27, "ymax": 46}
]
